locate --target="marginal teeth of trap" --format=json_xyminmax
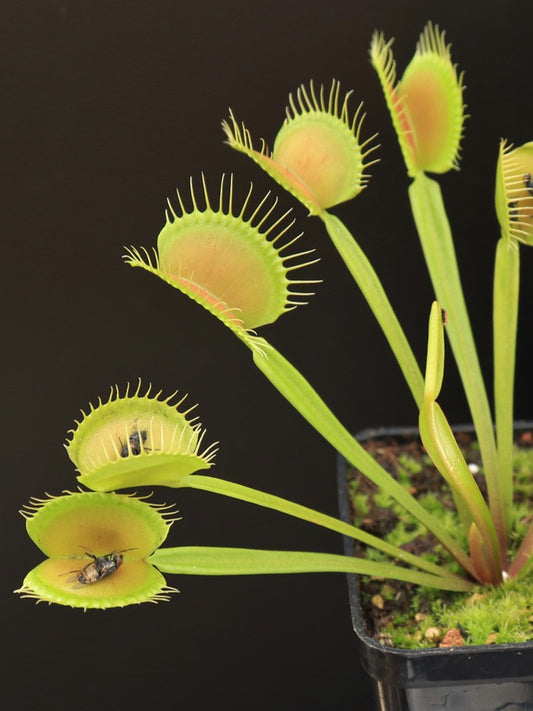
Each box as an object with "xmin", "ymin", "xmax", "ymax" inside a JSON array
[
  {"xmin": 496, "ymin": 139, "xmax": 533, "ymax": 246},
  {"xmin": 225, "ymin": 81, "xmax": 378, "ymax": 212},
  {"xmin": 372, "ymin": 22, "xmax": 465, "ymax": 176},
  {"xmin": 126, "ymin": 175, "xmax": 320, "ymax": 348},
  {"xmin": 65, "ymin": 382, "xmax": 217, "ymax": 489},
  {"xmin": 154, "ymin": 176, "xmax": 318, "ymax": 330}
]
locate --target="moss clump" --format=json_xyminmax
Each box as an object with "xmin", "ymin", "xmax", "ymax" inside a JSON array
[
  {"xmin": 375, "ymin": 578, "xmax": 533, "ymax": 648},
  {"xmin": 348, "ymin": 430, "xmax": 533, "ymax": 648}
]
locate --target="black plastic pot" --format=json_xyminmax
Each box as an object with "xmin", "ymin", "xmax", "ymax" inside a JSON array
[{"xmin": 337, "ymin": 424, "xmax": 533, "ymax": 711}]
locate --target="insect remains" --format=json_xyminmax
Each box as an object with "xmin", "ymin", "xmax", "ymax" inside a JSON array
[
  {"xmin": 119, "ymin": 428, "xmax": 149, "ymax": 458},
  {"xmin": 63, "ymin": 548, "xmax": 137, "ymax": 585}
]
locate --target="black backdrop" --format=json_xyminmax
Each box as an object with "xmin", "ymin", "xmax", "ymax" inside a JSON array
[{"xmin": 4, "ymin": 1, "xmax": 533, "ymax": 709}]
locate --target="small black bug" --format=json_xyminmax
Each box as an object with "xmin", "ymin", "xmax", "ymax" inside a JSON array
[
  {"xmin": 119, "ymin": 428, "xmax": 148, "ymax": 458},
  {"xmin": 524, "ymin": 173, "xmax": 533, "ymax": 196}
]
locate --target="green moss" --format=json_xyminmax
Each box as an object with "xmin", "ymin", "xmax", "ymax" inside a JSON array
[
  {"xmin": 349, "ymin": 437, "xmax": 533, "ymax": 648},
  {"xmin": 397, "ymin": 453, "xmax": 423, "ymax": 475},
  {"xmin": 385, "ymin": 579, "xmax": 533, "ymax": 648},
  {"xmin": 352, "ymin": 493, "xmax": 370, "ymax": 517}
]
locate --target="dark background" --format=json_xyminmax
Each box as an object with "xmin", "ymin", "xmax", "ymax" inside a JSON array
[{"xmin": 3, "ymin": 1, "xmax": 532, "ymax": 709}]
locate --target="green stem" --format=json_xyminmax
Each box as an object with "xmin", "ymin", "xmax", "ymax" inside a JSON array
[
  {"xmin": 249, "ymin": 340, "xmax": 477, "ymax": 578},
  {"xmin": 419, "ymin": 401, "xmax": 502, "ymax": 584},
  {"xmin": 149, "ymin": 546, "xmax": 475, "ymax": 592},
  {"xmin": 493, "ymin": 237, "xmax": 520, "ymax": 539},
  {"xmin": 319, "ymin": 211, "xmax": 425, "ymax": 407},
  {"xmin": 408, "ymin": 173, "xmax": 504, "ymax": 549},
  {"xmin": 184, "ymin": 473, "xmax": 466, "ymax": 582},
  {"xmin": 419, "ymin": 303, "xmax": 501, "ymax": 583}
]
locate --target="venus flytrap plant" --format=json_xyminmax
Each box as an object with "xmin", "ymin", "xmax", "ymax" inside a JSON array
[
  {"xmin": 494, "ymin": 141, "xmax": 533, "ymax": 575},
  {"xmin": 223, "ymin": 82, "xmax": 425, "ymax": 407},
  {"xmin": 370, "ymin": 23, "xmax": 507, "ymax": 555},
  {"xmin": 370, "ymin": 24, "xmax": 465, "ymax": 177},
  {"xmin": 124, "ymin": 176, "xmax": 477, "ymax": 578},
  {"xmin": 64, "ymin": 382, "xmax": 217, "ymax": 491},
  {"xmin": 216, "ymin": 21, "xmax": 533, "ymax": 592},
  {"xmin": 147, "ymin": 547, "xmax": 471, "ymax": 590},
  {"xmin": 17, "ymin": 21, "xmax": 533, "ymax": 628},
  {"xmin": 419, "ymin": 304, "xmax": 502, "ymax": 585},
  {"xmin": 124, "ymin": 174, "xmax": 319, "ymax": 358},
  {"xmin": 16, "ymin": 379, "xmax": 474, "ymax": 609},
  {"xmin": 15, "ymin": 491, "xmax": 179, "ymax": 609},
  {"xmin": 222, "ymin": 81, "xmax": 376, "ymax": 215},
  {"xmin": 63, "ymin": 382, "xmax": 473, "ymax": 591}
]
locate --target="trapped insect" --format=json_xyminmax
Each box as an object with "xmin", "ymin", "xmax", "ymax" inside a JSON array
[
  {"xmin": 119, "ymin": 428, "xmax": 148, "ymax": 457},
  {"xmin": 68, "ymin": 549, "xmax": 136, "ymax": 585}
]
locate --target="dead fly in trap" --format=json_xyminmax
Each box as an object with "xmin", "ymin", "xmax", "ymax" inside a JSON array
[
  {"xmin": 61, "ymin": 548, "xmax": 137, "ymax": 586},
  {"xmin": 119, "ymin": 427, "xmax": 149, "ymax": 458}
]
